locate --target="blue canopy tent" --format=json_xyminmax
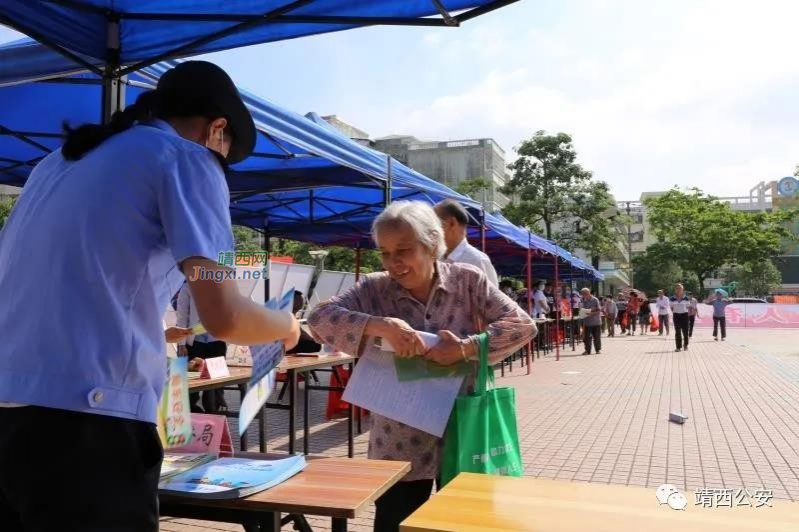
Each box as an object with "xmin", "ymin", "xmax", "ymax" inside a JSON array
[
  {"xmin": 0, "ymin": 40, "xmax": 600, "ymax": 284},
  {"xmin": 0, "ymin": 1, "xmax": 517, "ymax": 120},
  {"xmin": 0, "ymin": 53, "xmax": 389, "ymax": 193}
]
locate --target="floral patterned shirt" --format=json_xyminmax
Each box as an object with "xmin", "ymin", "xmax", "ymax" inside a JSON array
[{"xmin": 307, "ymin": 261, "xmax": 536, "ymax": 481}]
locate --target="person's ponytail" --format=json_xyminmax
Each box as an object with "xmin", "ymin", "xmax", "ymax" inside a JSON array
[{"xmin": 61, "ymin": 90, "xmax": 158, "ymax": 161}]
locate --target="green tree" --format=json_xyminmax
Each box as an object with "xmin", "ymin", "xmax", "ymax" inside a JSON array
[
  {"xmin": 0, "ymin": 196, "xmax": 17, "ymax": 231},
  {"xmin": 555, "ymin": 181, "xmax": 623, "ymax": 268},
  {"xmin": 501, "ymin": 131, "xmax": 594, "ymax": 239},
  {"xmin": 233, "ymin": 226, "xmax": 263, "ymax": 253},
  {"xmin": 794, "ymin": 164, "xmax": 798, "ymax": 177},
  {"xmin": 645, "ymin": 188, "xmax": 795, "ymax": 294},
  {"xmin": 455, "ymin": 176, "xmax": 491, "ymax": 200},
  {"xmin": 732, "ymin": 259, "xmax": 782, "ymax": 297}
]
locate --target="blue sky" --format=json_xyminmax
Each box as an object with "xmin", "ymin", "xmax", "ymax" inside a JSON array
[{"xmin": 2, "ymin": 0, "xmax": 798, "ymax": 200}]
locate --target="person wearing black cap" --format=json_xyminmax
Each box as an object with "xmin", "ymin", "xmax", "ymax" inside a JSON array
[{"xmin": 0, "ymin": 61, "xmax": 299, "ymax": 530}]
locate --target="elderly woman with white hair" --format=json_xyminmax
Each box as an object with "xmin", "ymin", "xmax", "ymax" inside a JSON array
[{"xmin": 307, "ymin": 201, "xmax": 536, "ymax": 532}]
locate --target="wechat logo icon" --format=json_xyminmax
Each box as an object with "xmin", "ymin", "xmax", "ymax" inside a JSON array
[{"xmin": 656, "ymin": 484, "xmax": 688, "ymax": 511}]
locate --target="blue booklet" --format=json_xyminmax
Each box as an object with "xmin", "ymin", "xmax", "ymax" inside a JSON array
[{"xmin": 159, "ymin": 455, "xmax": 306, "ymax": 499}]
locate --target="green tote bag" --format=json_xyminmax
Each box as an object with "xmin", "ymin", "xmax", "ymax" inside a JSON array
[{"xmin": 440, "ymin": 333, "xmax": 523, "ymax": 487}]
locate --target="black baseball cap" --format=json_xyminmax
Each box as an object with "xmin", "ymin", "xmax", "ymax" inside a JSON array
[{"xmin": 156, "ymin": 61, "xmax": 256, "ymax": 164}]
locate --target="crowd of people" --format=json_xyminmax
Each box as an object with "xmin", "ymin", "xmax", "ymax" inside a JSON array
[{"xmin": 589, "ymin": 284, "xmax": 732, "ymax": 353}]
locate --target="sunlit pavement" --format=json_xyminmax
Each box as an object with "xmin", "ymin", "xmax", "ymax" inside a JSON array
[{"xmin": 160, "ymin": 328, "xmax": 799, "ymax": 531}]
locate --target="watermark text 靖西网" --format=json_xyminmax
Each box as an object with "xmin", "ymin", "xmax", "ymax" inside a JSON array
[{"xmin": 218, "ymin": 251, "xmax": 268, "ymax": 267}]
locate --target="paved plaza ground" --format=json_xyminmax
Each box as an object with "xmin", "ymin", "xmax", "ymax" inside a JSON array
[{"xmin": 160, "ymin": 327, "xmax": 799, "ymax": 531}]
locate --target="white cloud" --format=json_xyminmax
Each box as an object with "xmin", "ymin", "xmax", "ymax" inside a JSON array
[{"xmin": 367, "ymin": 0, "xmax": 799, "ymax": 199}]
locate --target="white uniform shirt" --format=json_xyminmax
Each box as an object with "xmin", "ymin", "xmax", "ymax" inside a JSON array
[
  {"xmin": 446, "ymin": 238, "xmax": 498, "ymax": 287},
  {"xmin": 656, "ymin": 296, "xmax": 671, "ymax": 315},
  {"xmin": 533, "ymin": 289, "xmax": 549, "ymax": 317}
]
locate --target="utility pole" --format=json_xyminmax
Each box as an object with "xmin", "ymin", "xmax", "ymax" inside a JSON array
[{"xmin": 626, "ymin": 201, "xmax": 634, "ymax": 288}]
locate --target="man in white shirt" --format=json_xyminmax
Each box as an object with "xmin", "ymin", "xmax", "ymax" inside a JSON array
[
  {"xmin": 434, "ymin": 200, "xmax": 498, "ymax": 286},
  {"xmin": 656, "ymin": 289, "xmax": 671, "ymax": 336},
  {"xmin": 533, "ymin": 282, "xmax": 550, "ymax": 318}
]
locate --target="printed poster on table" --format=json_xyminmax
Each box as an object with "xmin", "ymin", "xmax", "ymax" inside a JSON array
[
  {"xmin": 238, "ymin": 289, "xmax": 295, "ymax": 436},
  {"xmin": 157, "ymin": 356, "xmax": 193, "ymax": 448}
]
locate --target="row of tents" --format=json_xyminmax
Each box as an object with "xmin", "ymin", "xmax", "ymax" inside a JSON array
[{"xmin": 0, "ymin": 2, "xmax": 601, "ymax": 281}]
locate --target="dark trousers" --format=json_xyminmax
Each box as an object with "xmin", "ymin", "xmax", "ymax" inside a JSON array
[
  {"xmin": 688, "ymin": 315, "xmax": 696, "ymax": 337},
  {"xmin": 617, "ymin": 312, "xmax": 627, "ymax": 332},
  {"xmin": 628, "ymin": 311, "xmax": 638, "ymax": 333},
  {"xmin": 658, "ymin": 314, "xmax": 670, "ymax": 335},
  {"xmin": 713, "ymin": 316, "xmax": 727, "ymax": 339},
  {"xmin": 674, "ymin": 313, "xmax": 690, "ymax": 349},
  {"xmin": 374, "ymin": 479, "xmax": 434, "ymax": 532},
  {"xmin": 607, "ymin": 314, "xmax": 617, "ymax": 336},
  {"xmin": 583, "ymin": 325, "xmax": 602, "ymax": 354},
  {"xmin": 0, "ymin": 406, "xmax": 162, "ymax": 531},
  {"xmin": 188, "ymin": 340, "xmax": 227, "ymax": 413}
]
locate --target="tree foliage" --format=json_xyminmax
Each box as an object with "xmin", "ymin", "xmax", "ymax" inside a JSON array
[
  {"xmin": 455, "ymin": 176, "xmax": 491, "ymax": 198},
  {"xmin": 501, "ymin": 131, "xmax": 620, "ymax": 269},
  {"xmin": 555, "ymin": 181, "xmax": 623, "ymax": 263},
  {"xmin": 644, "ymin": 188, "xmax": 794, "ymax": 294},
  {"xmin": 233, "ymin": 225, "xmax": 382, "ymax": 274},
  {"xmin": 727, "ymin": 259, "xmax": 782, "ymax": 298},
  {"xmin": 0, "ymin": 196, "xmax": 17, "ymax": 231},
  {"xmin": 501, "ymin": 131, "xmax": 596, "ymax": 239},
  {"xmin": 632, "ymin": 253, "xmax": 697, "ymax": 297}
]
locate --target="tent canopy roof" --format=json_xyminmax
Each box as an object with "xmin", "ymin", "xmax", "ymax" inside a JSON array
[{"xmin": 0, "ymin": 1, "xmax": 514, "ymax": 76}]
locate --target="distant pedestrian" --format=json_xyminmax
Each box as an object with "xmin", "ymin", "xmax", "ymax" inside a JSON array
[
  {"xmin": 637, "ymin": 292, "xmax": 651, "ymax": 335},
  {"xmin": 670, "ymin": 283, "xmax": 690, "ymax": 352},
  {"xmin": 706, "ymin": 290, "xmax": 730, "ymax": 341},
  {"xmin": 656, "ymin": 289, "xmax": 671, "ymax": 335},
  {"xmin": 627, "ymin": 290, "xmax": 641, "ymax": 336},
  {"xmin": 615, "ymin": 292, "xmax": 628, "ymax": 334},
  {"xmin": 687, "ymin": 292, "xmax": 698, "ymax": 337},
  {"xmin": 580, "ymin": 288, "xmax": 602, "ymax": 355},
  {"xmin": 604, "ymin": 296, "xmax": 618, "ymax": 337}
]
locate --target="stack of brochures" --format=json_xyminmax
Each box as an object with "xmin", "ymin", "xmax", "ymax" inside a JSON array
[
  {"xmin": 159, "ymin": 455, "xmax": 307, "ymax": 499},
  {"xmin": 160, "ymin": 453, "xmax": 217, "ymax": 483}
]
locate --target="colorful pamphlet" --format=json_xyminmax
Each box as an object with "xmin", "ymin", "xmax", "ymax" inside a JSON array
[
  {"xmin": 238, "ymin": 289, "xmax": 295, "ymax": 436},
  {"xmin": 159, "ymin": 455, "xmax": 307, "ymax": 499},
  {"xmin": 157, "ymin": 356, "xmax": 193, "ymax": 448}
]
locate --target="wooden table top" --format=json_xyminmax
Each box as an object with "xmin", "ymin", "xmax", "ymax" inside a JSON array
[
  {"xmin": 278, "ymin": 352, "xmax": 354, "ymax": 372},
  {"xmin": 188, "ymin": 354, "xmax": 355, "ymax": 391},
  {"xmin": 400, "ymin": 474, "xmax": 799, "ymax": 532},
  {"xmin": 188, "ymin": 366, "xmax": 251, "ymax": 392},
  {"xmin": 162, "ymin": 456, "xmax": 410, "ymax": 519}
]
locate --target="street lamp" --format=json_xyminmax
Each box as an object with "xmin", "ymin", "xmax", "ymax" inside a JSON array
[{"xmin": 309, "ymin": 249, "xmax": 329, "ymax": 272}]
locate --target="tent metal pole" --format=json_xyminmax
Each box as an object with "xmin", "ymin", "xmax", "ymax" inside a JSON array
[
  {"xmin": 384, "ymin": 156, "xmax": 392, "ymax": 207},
  {"xmin": 480, "ymin": 207, "xmax": 486, "ymax": 253},
  {"xmin": 101, "ymin": 16, "xmax": 125, "ymax": 124},
  {"xmin": 355, "ymin": 245, "xmax": 361, "ymax": 283},
  {"xmin": 263, "ymin": 228, "xmax": 271, "ymax": 305},
  {"xmin": 526, "ymin": 231, "xmax": 532, "ymax": 374},
  {"xmin": 554, "ymin": 252, "xmax": 560, "ymax": 362}
]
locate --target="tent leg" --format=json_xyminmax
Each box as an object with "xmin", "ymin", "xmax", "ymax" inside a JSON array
[{"xmin": 554, "ymin": 253, "xmax": 560, "ymax": 362}]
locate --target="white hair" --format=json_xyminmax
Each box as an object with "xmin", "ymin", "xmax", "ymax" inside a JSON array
[{"xmin": 372, "ymin": 201, "xmax": 446, "ymax": 259}]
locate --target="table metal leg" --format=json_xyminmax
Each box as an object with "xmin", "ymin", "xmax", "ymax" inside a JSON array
[
  {"xmin": 332, "ymin": 516, "xmax": 348, "ymax": 532},
  {"xmin": 243, "ymin": 513, "xmax": 281, "ymax": 532},
  {"xmin": 303, "ymin": 370, "xmax": 310, "ymax": 455},
  {"xmin": 348, "ymin": 364, "xmax": 354, "ymax": 458},
  {"xmin": 238, "ymin": 383, "xmax": 248, "ymax": 452},
  {"xmin": 289, "ymin": 369, "xmax": 297, "ymax": 455},
  {"xmin": 259, "ymin": 401, "xmax": 266, "ymax": 453}
]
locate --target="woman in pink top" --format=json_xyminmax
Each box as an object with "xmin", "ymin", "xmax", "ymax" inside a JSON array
[{"xmin": 307, "ymin": 201, "xmax": 536, "ymax": 532}]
